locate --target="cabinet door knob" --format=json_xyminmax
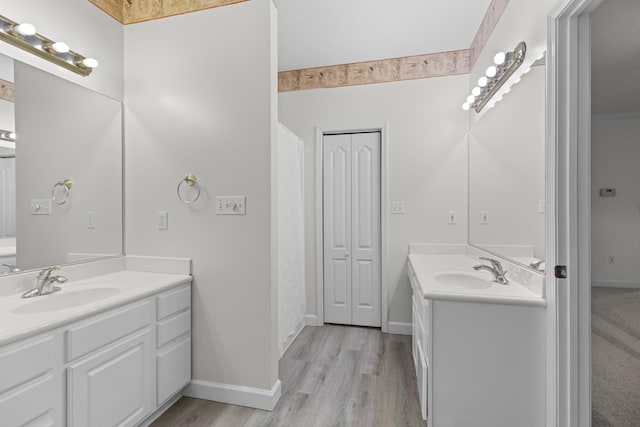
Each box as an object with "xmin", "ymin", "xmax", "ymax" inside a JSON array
[{"xmin": 345, "ymin": 252, "xmax": 351, "ymax": 258}]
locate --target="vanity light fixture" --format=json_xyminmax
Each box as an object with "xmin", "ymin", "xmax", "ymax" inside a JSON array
[
  {"xmin": 0, "ymin": 14, "xmax": 98, "ymax": 77},
  {"xmin": 0, "ymin": 129, "xmax": 16, "ymax": 142},
  {"xmin": 462, "ymin": 42, "xmax": 527, "ymax": 113}
]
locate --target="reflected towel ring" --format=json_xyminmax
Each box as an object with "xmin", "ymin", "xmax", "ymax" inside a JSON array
[
  {"xmin": 51, "ymin": 179, "xmax": 73, "ymax": 205},
  {"xmin": 177, "ymin": 174, "xmax": 200, "ymax": 204}
]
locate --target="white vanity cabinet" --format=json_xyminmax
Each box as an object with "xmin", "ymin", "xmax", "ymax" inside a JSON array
[
  {"xmin": 408, "ymin": 258, "xmax": 545, "ymax": 427},
  {"xmin": 0, "ymin": 281, "xmax": 191, "ymax": 427}
]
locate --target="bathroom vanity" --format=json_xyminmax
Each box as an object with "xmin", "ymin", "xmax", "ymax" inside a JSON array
[
  {"xmin": 0, "ymin": 257, "xmax": 192, "ymax": 427},
  {"xmin": 408, "ymin": 244, "xmax": 545, "ymax": 427}
]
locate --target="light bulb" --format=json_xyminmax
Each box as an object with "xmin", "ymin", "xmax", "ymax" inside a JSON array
[
  {"xmin": 478, "ymin": 76, "xmax": 488, "ymax": 87},
  {"xmin": 51, "ymin": 42, "xmax": 70, "ymax": 54},
  {"xmin": 466, "ymin": 95, "xmax": 476, "ymax": 104},
  {"xmin": 523, "ymin": 67, "xmax": 531, "ymax": 74},
  {"xmin": 513, "ymin": 77, "xmax": 521, "ymax": 85},
  {"xmin": 14, "ymin": 23, "xmax": 37, "ymax": 36},
  {"xmin": 8, "ymin": 132, "xmax": 16, "ymax": 140},
  {"xmin": 462, "ymin": 103, "xmax": 470, "ymax": 111},
  {"xmin": 486, "ymin": 65, "xmax": 497, "ymax": 78},
  {"xmin": 81, "ymin": 58, "xmax": 99, "ymax": 69},
  {"xmin": 536, "ymin": 52, "xmax": 545, "ymax": 61},
  {"xmin": 504, "ymin": 87, "xmax": 511, "ymax": 94},
  {"xmin": 493, "ymin": 51, "xmax": 506, "ymax": 65},
  {"xmin": 472, "ymin": 86, "xmax": 481, "ymax": 97}
]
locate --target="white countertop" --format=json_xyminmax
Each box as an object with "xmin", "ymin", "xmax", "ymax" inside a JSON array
[
  {"xmin": 0, "ymin": 270, "xmax": 192, "ymax": 347},
  {"xmin": 408, "ymin": 253, "xmax": 546, "ymax": 307}
]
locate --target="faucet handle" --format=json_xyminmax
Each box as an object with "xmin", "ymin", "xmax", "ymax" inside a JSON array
[
  {"xmin": 37, "ymin": 266, "xmax": 60, "ymax": 279},
  {"xmin": 478, "ymin": 257, "xmax": 504, "ymax": 273}
]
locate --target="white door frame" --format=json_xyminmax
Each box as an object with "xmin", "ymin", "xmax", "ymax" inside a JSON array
[
  {"xmin": 315, "ymin": 123, "xmax": 389, "ymax": 332},
  {"xmin": 549, "ymin": 0, "xmax": 602, "ymax": 425}
]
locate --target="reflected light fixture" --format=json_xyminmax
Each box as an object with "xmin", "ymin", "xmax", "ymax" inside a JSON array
[
  {"xmin": 462, "ymin": 42, "xmax": 527, "ymax": 113},
  {"xmin": 0, "ymin": 14, "xmax": 98, "ymax": 76},
  {"xmin": 0, "ymin": 129, "xmax": 16, "ymax": 142}
]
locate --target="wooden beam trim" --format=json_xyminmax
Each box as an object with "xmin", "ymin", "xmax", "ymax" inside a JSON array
[
  {"xmin": 278, "ymin": 49, "xmax": 471, "ymax": 92},
  {"xmin": 0, "ymin": 79, "xmax": 14, "ymax": 103},
  {"xmin": 87, "ymin": 0, "xmax": 249, "ymax": 24},
  {"xmin": 469, "ymin": 0, "xmax": 511, "ymax": 70},
  {"xmin": 123, "ymin": 0, "xmax": 249, "ymax": 25}
]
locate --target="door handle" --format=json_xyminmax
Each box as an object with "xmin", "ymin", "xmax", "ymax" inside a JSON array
[{"xmin": 344, "ymin": 252, "xmax": 351, "ymax": 258}]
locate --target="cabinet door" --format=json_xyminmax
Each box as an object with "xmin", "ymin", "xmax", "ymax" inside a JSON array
[{"xmin": 67, "ymin": 329, "xmax": 153, "ymax": 427}]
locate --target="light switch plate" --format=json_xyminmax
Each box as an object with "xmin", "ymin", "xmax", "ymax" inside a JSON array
[
  {"xmin": 448, "ymin": 211, "xmax": 456, "ymax": 224},
  {"xmin": 158, "ymin": 211, "xmax": 168, "ymax": 230},
  {"xmin": 31, "ymin": 199, "xmax": 51, "ymax": 215},
  {"xmin": 216, "ymin": 196, "xmax": 246, "ymax": 215},
  {"xmin": 391, "ymin": 201, "xmax": 406, "ymax": 214},
  {"xmin": 480, "ymin": 210, "xmax": 490, "ymax": 224},
  {"xmin": 87, "ymin": 211, "xmax": 96, "ymax": 229}
]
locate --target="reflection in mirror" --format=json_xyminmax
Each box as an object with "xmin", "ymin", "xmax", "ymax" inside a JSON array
[
  {"xmin": 0, "ymin": 53, "xmax": 16, "ymax": 271},
  {"xmin": 468, "ymin": 61, "xmax": 545, "ymax": 272},
  {"xmin": 0, "ymin": 54, "xmax": 123, "ymax": 274}
]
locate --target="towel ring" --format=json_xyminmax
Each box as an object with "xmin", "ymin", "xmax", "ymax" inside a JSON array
[
  {"xmin": 51, "ymin": 179, "xmax": 73, "ymax": 205},
  {"xmin": 177, "ymin": 173, "xmax": 200, "ymax": 204}
]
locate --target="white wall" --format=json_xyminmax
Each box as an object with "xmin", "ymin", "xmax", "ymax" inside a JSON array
[
  {"xmin": 279, "ymin": 76, "xmax": 469, "ymax": 325},
  {"xmin": 592, "ymin": 116, "xmax": 640, "ymax": 285},
  {"xmin": 124, "ymin": 0, "xmax": 279, "ymax": 392},
  {"xmin": 0, "ymin": 0, "xmax": 124, "ymax": 101}
]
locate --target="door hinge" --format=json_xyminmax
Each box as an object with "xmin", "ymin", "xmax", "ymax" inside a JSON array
[{"xmin": 554, "ymin": 265, "xmax": 567, "ymax": 279}]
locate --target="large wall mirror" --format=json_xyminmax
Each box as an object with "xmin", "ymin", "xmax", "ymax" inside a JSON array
[
  {"xmin": 467, "ymin": 60, "xmax": 546, "ymax": 273},
  {"xmin": 0, "ymin": 52, "xmax": 122, "ymax": 274}
]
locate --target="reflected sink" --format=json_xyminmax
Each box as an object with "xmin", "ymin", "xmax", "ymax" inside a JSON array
[
  {"xmin": 13, "ymin": 287, "xmax": 122, "ymax": 314},
  {"xmin": 433, "ymin": 272, "xmax": 492, "ymax": 290}
]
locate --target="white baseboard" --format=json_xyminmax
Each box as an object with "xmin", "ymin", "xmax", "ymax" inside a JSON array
[
  {"xmin": 387, "ymin": 321, "xmax": 412, "ymax": 335},
  {"xmin": 279, "ymin": 321, "xmax": 305, "ymax": 358},
  {"xmin": 592, "ymin": 280, "xmax": 640, "ymax": 289},
  {"xmin": 184, "ymin": 379, "xmax": 282, "ymax": 411},
  {"xmin": 304, "ymin": 314, "xmax": 321, "ymax": 326}
]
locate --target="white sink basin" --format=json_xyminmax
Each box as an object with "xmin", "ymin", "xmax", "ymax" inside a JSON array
[
  {"xmin": 13, "ymin": 287, "xmax": 122, "ymax": 314},
  {"xmin": 433, "ymin": 272, "xmax": 493, "ymax": 290}
]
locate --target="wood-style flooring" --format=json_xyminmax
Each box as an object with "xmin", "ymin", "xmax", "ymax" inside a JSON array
[
  {"xmin": 592, "ymin": 287, "xmax": 640, "ymax": 427},
  {"xmin": 151, "ymin": 325, "xmax": 426, "ymax": 427}
]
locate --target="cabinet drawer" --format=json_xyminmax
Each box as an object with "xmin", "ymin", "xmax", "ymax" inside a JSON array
[
  {"xmin": 0, "ymin": 375, "xmax": 54, "ymax": 427},
  {"xmin": 157, "ymin": 286, "xmax": 190, "ymax": 321},
  {"xmin": 157, "ymin": 337, "xmax": 191, "ymax": 405},
  {"xmin": 66, "ymin": 300, "xmax": 152, "ymax": 361},
  {"xmin": 157, "ymin": 310, "xmax": 191, "ymax": 348},
  {"xmin": 0, "ymin": 335, "xmax": 54, "ymax": 394}
]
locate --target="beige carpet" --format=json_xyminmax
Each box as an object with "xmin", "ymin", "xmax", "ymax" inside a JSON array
[{"xmin": 592, "ymin": 287, "xmax": 640, "ymax": 427}]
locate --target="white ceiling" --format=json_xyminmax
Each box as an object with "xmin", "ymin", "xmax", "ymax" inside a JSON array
[
  {"xmin": 591, "ymin": 0, "xmax": 640, "ymax": 114},
  {"xmin": 275, "ymin": 0, "xmax": 493, "ymax": 71}
]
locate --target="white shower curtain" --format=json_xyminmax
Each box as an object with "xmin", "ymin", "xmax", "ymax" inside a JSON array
[{"xmin": 278, "ymin": 123, "xmax": 306, "ymax": 357}]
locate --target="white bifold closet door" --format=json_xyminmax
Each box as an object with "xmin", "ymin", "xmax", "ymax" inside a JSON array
[{"xmin": 323, "ymin": 132, "xmax": 381, "ymax": 327}]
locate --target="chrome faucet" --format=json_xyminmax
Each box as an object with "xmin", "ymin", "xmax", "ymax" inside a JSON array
[
  {"xmin": 473, "ymin": 257, "xmax": 509, "ymax": 285},
  {"xmin": 529, "ymin": 259, "xmax": 545, "ymax": 272},
  {"xmin": 2, "ymin": 263, "xmax": 20, "ymax": 273},
  {"xmin": 22, "ymin": 266, "xmax": 68, "ymax": 298}
]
